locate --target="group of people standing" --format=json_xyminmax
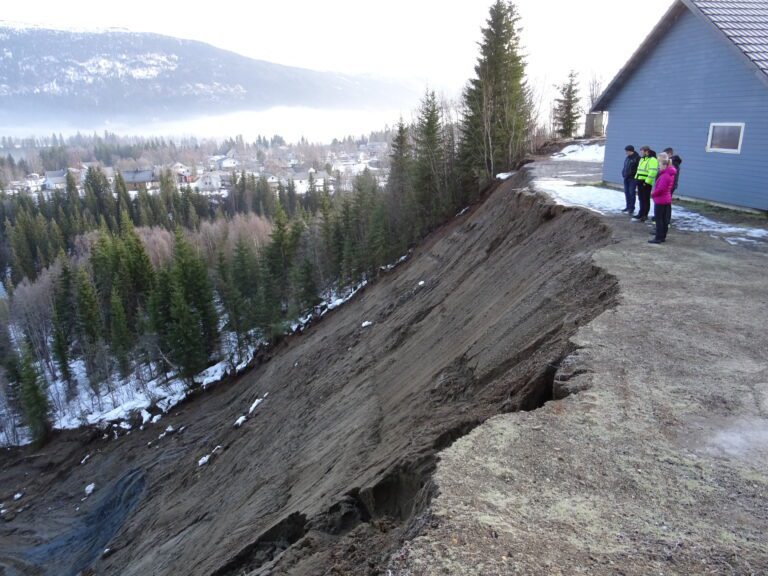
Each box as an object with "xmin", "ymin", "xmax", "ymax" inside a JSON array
[{"xmin": 622, "ymin": 145, "xmax": 682, "ymax": 244}]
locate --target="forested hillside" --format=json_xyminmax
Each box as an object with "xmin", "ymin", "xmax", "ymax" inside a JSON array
[{"xmin": 0, "ymin": 0, "xmax": 533, "ymax": 446}]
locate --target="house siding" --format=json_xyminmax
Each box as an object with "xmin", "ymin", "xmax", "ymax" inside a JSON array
[{"xmin": 602, "ymin": 8, "xmax": 768, "ymax": 211}]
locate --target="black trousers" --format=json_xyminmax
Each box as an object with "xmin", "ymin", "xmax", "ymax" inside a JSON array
[
  {"xmin": 654, "ymin": 203, "xmax": 671, "ymax": 240},
  {"xmin": 637, "ymin": 182, "xmax": 652, "ymax": 218}
]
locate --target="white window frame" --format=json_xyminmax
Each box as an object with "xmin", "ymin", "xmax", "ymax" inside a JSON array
[{"xmin": 706, "ymin": 122, "xmax": 745, "ymax": 154}]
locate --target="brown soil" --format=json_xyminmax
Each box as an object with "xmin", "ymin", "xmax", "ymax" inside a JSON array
[
  {"xmin": 388, "ymin": 162, "xmax": 768, "ymax": 575},
  {"xmin": 0, "ymin": 170, "xmax": 618, "ymax": 575}
]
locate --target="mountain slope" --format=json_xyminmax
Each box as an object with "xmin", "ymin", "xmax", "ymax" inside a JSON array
[{"xmin": 0, "ymin": 24, "xmax": 415, "ymax": 126}]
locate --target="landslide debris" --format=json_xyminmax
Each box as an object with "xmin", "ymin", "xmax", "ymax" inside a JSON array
[{"xmin": 0, "ymin": 170, "xmax": 618, "ymax": 575}]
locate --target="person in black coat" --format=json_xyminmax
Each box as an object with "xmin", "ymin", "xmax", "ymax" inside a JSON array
[{"xmin": 621, "ymin": 145, "xmax": 641, "ymax": 213}]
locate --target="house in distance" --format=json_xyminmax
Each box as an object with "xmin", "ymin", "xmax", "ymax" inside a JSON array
[{"xmin": 592, "ymin": 0, "xmax": 768, "ymax": 211}]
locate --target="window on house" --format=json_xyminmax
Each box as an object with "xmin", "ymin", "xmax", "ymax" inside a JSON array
[{"xmin": 706, "ymin": 123, "xmax": 744, "ymax": 154}]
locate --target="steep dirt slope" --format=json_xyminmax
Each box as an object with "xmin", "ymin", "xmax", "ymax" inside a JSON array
[
  {"xmin": 0, "ymin": 172, "xmax": 618, "ymax": 576},
  {"xmin": 389, "ymin": 163, "xmax": 768, "ymax": 575}
]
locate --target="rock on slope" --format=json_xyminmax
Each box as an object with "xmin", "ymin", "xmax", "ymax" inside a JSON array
[{"xmin": 0, "ymin": 170, "xmax": 618, "ymax": 575}]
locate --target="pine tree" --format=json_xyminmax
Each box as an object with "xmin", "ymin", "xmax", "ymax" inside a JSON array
[
  {"xmin": 459, "ymin": 0, "xmax": 531, "ymax": 192},
  {"xmin": 554, "ymin": 70, "xmax": 581, "ymax": 138},
  {"xmin": 19, "ymin": 345, "xmax": 50, "ymax": 446}
]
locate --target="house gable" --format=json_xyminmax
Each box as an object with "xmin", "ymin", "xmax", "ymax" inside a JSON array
[{"xmin": 600, "ymin": 7, "xmax": 768, "ymax": 210}]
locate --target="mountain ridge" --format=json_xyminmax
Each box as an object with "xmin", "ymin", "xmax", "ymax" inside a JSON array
[{"xmin": 0, "ymin": 24, "xmax": 415, "ymax": 127}]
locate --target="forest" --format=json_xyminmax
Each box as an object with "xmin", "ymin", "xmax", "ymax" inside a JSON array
[{"xmin": 0, "ymin": 0, "xmax": 534, "ymax": 446}]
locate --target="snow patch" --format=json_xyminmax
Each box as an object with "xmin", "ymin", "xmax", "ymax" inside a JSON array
[
  {"xmin": 536, "ymin": 178, "xmax": 768, "ymax": 243},
  {"xmin": 249, "ymin": 398, "xmax": 263, "ymax": 414},
  {"xmin": 234, "ymin": 415, "xmax": 246, "ymax": 428},
  {"xmin": 80, "ymin": 454, "xmax": 91, "ymax": 465},
  {"xmin": 84, "ymin": 483, "xmax": 95, "ymax": 496},
  {"xmin": 194, "ymin": 362, "xmax": 228, "ymax": 388},
  {"xmin": 496, "ymin": 172, "xmax": 515, "ymax": 180},
  {"xmin": 361, "ymin": 321, "xmax": 373, "ymax": 328},
  {"xmin": 140, "ymin": 410, "xmax": 152, "ymax": 425},
  {"xmin": 551, "ymin": 143, "xmax": 605, "ymax": 162},
  {"xmin": 13, "ymin": 492, "xmax": 22, "ymax": 501}
]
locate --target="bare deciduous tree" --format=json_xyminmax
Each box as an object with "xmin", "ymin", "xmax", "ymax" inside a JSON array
[{"xmin": 589, "ymin": 74, "xmax": 603, "ymax": 110}]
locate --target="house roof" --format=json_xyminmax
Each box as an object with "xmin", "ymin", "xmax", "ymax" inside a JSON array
[
  {"xmin": 121, "ymin": 169, "xmax": 155, "ymax": 184},
  {"xmin": 592, "ymin": 0, "xmax": 768, "ymax": 111},
  {"xmin": 693, "ymin": 0, "xmax": 768, "ymax": 77}
]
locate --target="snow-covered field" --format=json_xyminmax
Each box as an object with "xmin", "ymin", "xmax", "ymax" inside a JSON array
[
  {"xmin": 535, "ymin": 179, "xmax": 768, "ymax": 245},
  {"xmin": 551, "ymin": 142, "xmax": 605, "ymax": 163}
]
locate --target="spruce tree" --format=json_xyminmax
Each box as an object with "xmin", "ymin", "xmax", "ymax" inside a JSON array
[
  {"xmin": 52, "ymin": 255, "xmax": 74, "ymax": 388},
  {"xmin": 554, "ymin": 70, "xmax": 581, "ymax": 138},
  {"xmin": 169, "ymin": 279, "xmax": 207, "ymax": 381},
  {"xmin": 172, "ymin": 230, "xmax": 218, "ymax": 356},
  {"xmin": 413, "ymin": 90, "xmax": 445, "ymax": 235},
  {"xmin": 459, "ymin": 0, "xmax": 531, "ymax": 192},
  {"xmin": 19, "ymin": 345, "xmax": 50, "ymax": 446},
  {"xmin": 110, "ymin": 285, "xmax": 132, "ymax": 377},
  {"xmin": 387, "ymin": 119, "xmax": 414, "ymax": 249}
]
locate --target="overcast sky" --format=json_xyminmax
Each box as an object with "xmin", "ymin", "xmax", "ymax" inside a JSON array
[{"xmin": 5, "ymin": 1, "xmax": 674, "ymax": 96}]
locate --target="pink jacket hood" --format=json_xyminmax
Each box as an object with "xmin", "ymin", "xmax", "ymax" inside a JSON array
[{"xmin": 652, "ymin": 166, "xmax": 677, "ymax": 205}]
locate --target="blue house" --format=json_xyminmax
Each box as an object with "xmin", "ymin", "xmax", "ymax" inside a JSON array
[{"xmin": 592, "ymin": 0, "xmax": 768, "ymax": 211}]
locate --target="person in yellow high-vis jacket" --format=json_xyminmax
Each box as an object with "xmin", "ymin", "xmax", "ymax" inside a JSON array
[{"xmin": 633, "ymin": 146, "xmax": 658, "ymax": 222}]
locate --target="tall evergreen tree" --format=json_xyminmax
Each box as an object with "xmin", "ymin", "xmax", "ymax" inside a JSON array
[
  {"xmin": 387, "ymin": 119, "xmax": 414, "ymax": 249},
  {"xmin": 554, "ymin": 70, "xmax": 581, "ymax": 138},
  {"xmin": 110, "ymin": 285, "xmax": 132, "ymax": 377},
  {"xmin": 19, "ymin": 345, "xmax": 50, "ymax": 446},
  {"xmin": 169, "ymin": 279, "xmax": 207, "ymax": 381},
  {"xmin": 459, "ymin": 0, "xmax": 531, "ymax": 193},
  {"xmin": 413, "ymin": 90, "xmax": 446, "ymax": 235}
]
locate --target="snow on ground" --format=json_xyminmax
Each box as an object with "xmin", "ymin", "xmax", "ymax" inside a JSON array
[
  {"xmin": 84, "ymin": 483, "xmax": 95, "ymax": 496},
  {"xmin": 194, "ymin": 363, "xmax": 228, "ymax": 388},
  {"xmin": 13, "ymin": 492, "xmax": 22, "ymax": 501},
  {"xmin": 496, "ymin": 172, "xmax": 515, "ymax": 180},
  {"xmin": 198, "ymin": 445, "xmax": 222, "ymax": 467},
  {"xmin": 361, "ymin": 321, "xmax": 373, "ymax": 328},
  {"xmin": 536, "ymin": 179, "xmax": 768, "ymax": 245},
  {"xmin": 249, "ymin": 398, "xmax": 263, "ymax": 414},
  {"xmin": 551, "ymin": 142, "xmax": 605, "ymax": 163},
  {"xmin": 536, "ymin": 179, "xmax": 625, "ymax": 214},
  {"xmin": 2, "ymin": 253, "xmax": 411, "ymax": 447},
  {"xmin": 233, "ymin": 415, "xmax": 246, "ymax": 428}
]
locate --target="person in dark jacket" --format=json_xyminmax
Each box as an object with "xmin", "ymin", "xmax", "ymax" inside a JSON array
[
  {"xmin": 663, "ymin": 147, "xmax": 682, "ymax": 194},
  {"xmin": 621, "ymin": 145, "xmax": 641, "ymax": 213}
]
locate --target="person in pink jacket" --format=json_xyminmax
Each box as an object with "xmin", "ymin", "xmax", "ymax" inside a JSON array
[{"xmin": 649, "ymin": 152, "xmax": 676, "ymax": 244}]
